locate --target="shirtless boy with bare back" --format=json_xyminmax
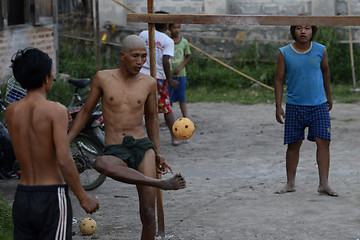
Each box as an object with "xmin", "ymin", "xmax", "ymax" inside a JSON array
[
  {"xmin": 68, "ymin": 35, "xmax": 186, "ymax": 240},
  {"xmin": 7, "ymin": 48, "xmax": 99, "ymax": 240}
]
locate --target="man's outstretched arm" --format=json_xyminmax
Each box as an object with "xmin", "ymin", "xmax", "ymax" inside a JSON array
[{"xmin": 53, "ymin": 104, "xmax": 99, "ymax": 213}]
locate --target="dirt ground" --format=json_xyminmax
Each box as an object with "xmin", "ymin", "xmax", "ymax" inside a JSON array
[{"xmin": 1, "ymin": 102, "xmax": 360, "ymax": 240}]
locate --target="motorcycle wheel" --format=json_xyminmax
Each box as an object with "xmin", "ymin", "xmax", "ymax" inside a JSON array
[{"xmin": 71, "ymin": 134, "xmax": 106, "ymax": 191}]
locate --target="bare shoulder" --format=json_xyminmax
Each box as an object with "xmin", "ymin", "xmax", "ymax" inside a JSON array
[
  {"xmin": 92, "ymin": 69, "xmax": 118, "ymax": 87},
  {"xmin": 140, "ymin": 73, "xmax": 157, "ymax": 93},
  {"xmin": 6, "ymin": 100, "xmax": 67, "ymax": 127},
  {"xmin": 96, "ymin": 69, "xmax": 114, "ymax": 76},
  {"xmin": 94, "ymin": 69, "xmax": 117, "ymax": 80},
  {"xmin": 45, "ymin": 101, "xmax": 68, "ymax": 120},
  {"xmin": 91, "ymin": 69, "xmax": 112, "ymax": 82},
  {"xmin": 5, "ymin": 101, "xmax": 18, "ymax": 119},
  {"xmin": 138, "ymin": 72, "xmax": 156, "ymax": 85},
  {"xmin": 51, "ymin": 101, "xmax": 67, "ymax": 111}
]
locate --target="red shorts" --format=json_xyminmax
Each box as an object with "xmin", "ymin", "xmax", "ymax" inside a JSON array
[{"xmin": 157, "ymin": 79, "xmax": 172, "ymax": 113}]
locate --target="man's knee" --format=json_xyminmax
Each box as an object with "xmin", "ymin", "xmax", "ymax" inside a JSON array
[
  {"xmin": 94, "ymin": 155, "xmax": 128, "ymax": 175},
  {"xmin": 93, "ymin": 156, "xmax": 108, "ymax": 174}
]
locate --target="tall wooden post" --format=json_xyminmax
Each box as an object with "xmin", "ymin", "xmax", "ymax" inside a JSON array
[
  {"xmin": 146, "ymin": 1, "xmax": 165, "ymax": 237},
  {"xmin": 94, "ymin": 0, "xmax": 100, "ymax": 71},
  {"xmin": 348, "ymin": 0, "xmax": 357, "ymax": 90},
  {"xmin": 147, "ymin": 1, "xmax": 156, "ymax": 79},
  {"xmin": 0, "ymin": 0, "xmax": 3, "ymax": 30},
  {"xmin": 52, "ymin": 0, "xmax": 59, "ymax": 75}
]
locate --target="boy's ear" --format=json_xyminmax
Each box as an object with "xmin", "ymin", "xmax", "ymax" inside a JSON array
[
  {"xmin": 43, "ymin": 75, "xmax": 49, "ymax": 84},
  {"xmin": 120, "ymin": 51, "xmax": 125, "ymax": 60}
]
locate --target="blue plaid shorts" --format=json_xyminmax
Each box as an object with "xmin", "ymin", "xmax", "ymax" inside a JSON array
[{"xmin": 284, "ymin": 103, "xmax": 331, "ymax": 145}]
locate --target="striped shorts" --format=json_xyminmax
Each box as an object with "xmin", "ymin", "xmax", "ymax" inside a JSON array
[
  {"xmin": 284, "ymin": 103, "xmax": 331, "ymax": 145},
  {"xmin": 13, "ymin": 185, "xmax": 72, "ymax": 240}
]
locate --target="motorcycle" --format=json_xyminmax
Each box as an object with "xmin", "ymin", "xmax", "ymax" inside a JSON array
[
  {"xmin": 68, "ymin": 78, "xmax": 106, "ymax": 191},
  {"xmin": 0, "ymin": 105, "xmax": 20, "ymax": 179},
  {"xmin": 0, "ymin": 77, "xmax": 106, "ymax": 191}
]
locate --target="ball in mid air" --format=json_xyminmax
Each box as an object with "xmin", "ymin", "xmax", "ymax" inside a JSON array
[
  {"xmin": 79, "ymin": 218, "xmax": 97, "ymax": 235},
  {"xmin": 172, "ymin": 117, "xmax": 195, "ymax": 140}
]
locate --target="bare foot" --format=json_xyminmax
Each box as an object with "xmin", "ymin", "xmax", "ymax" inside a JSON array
[
  {"xmin": 172, "ymin": 140, "xmax": 186, "ymax": 146},
  {"xmin": 317, "ymin": 186, "xmax": 338, "ymax": 197},
  {"xmin": 274, "ymin": 184, "xmax": 296, "ymax": 194},
  {"xmin": 160, "ymin": 173, "xmax": 186, "ymax": 190}
]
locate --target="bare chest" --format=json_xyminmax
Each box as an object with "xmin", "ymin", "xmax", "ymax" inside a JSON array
[{"xmin": 102, "ymin": 84, "xmax": 148, "ymax": 109}]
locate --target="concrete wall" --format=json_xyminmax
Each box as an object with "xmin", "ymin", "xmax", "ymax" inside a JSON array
[
  {"xmin": 100, "ymin": 1, "xmax": 127, "ymax": 29},
  {"xmin": 227, "ymin": 0, "xmax": 312, "ymax": 15},
  {"xmin": 0, "ymin": 25, "xmax": 55, "ymax": 82},
  {"xmin": 312, "ymin": 0, "xmax": 336, "ymax": 15},
  {"xmin": 95, "ymin": 0, "xmax": 360, "ymax": 63},
  {"xmin": 100, "ymin": 0, "xmax": 360, "ymax": 26}
]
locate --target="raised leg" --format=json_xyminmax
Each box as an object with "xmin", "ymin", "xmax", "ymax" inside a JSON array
[{"xmin": 93, "ymin": 153, "xmax": 186, "ymax": 190}]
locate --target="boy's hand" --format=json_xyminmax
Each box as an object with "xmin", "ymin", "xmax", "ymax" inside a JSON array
[
  {"xmin": 173, "ymin": 66, "xmax": 182, "ymax": 75},
  {"xmin": 155, "ymin": 153, "xmax": 173, "ymax": 174},
  {"xmin": 327, "ymin": 98, "xmax": 333, "ymax": 111},
  {"xmin": 169, "ymin": 79, "xmax": 179, "ymax": 89},
  {"xmin": 80, "ymin": 195, "xmax": 99, "ymax": 214},
  {"xmin": 275, "ymin": 106, "xmax": 285, "ymax": 124}
]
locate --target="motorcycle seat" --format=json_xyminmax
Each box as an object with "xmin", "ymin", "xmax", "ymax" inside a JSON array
[{"xmin": 68, "ymin": 78, "xmax": 91, "ymax": 89}]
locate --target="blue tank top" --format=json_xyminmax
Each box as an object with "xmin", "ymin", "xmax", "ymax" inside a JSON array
[{"xmin": 279, "ymin": 42, "xmax": 327, "ymax": 106}]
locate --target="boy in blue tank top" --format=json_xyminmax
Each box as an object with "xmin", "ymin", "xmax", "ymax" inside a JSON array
[{"xmin": 274, "ymin": 24, "xmax": 337, "ymax": 197}]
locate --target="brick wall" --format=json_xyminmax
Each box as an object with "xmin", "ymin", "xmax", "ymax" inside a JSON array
[{"xmin": 0, "ymin": 25, "xmax": 55, "ymax": 83}]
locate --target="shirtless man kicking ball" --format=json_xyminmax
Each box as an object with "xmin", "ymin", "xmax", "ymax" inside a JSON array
[{"xmin": 68, "ymin": 35, "xmax": 186, "ymax": 239}]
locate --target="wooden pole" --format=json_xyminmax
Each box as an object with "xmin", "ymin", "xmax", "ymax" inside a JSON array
[
  {"xmin": 0, "ymin": 0, "xmax": 3, "ymax": 30},
  {"xmin": 127, "ymin": 13, "xmax": 360, "ymax": 26},
  {"xmin": 52, "ymin": 0, "xmax": 59, "ymax": 75},
  {"xmin": 189, "ymin": 42, "xmax": 274, "ymax": 91},
  {"xmin": 348, "ymin": 0, "xmax": 357, "ymax": 90},
  {"xmin": 94, "ymin": 0, "xmax": 101, "ymax": 71},
  {"xmin": 111, "ymin": 0, "xmax": 136, "ymax": 13},
  {"xmin": 145, "ymin": 0, "xmax": 165, "ymax": 236},
  {"xmin": 147, "ymin": 2, "xmax": 157, "ymax": 80}
]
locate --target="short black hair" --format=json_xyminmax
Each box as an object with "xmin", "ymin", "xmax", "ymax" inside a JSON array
[
  {"xmin": 290, "ymin": 25, "xmax": 318, "ymax": 41},
  {"xmin": 11, "ymin": 48, "xmax": 52, "ymax": 90},
  {"xmin": 155, "ymin": 11, "xmax": 168, "ymax": 30}
]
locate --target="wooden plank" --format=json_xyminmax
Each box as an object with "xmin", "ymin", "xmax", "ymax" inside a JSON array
[
  {"xmin": 34, "ymin": 0, "xmax": 41, "ymax": 25},
  {"xmin": 147, "ymin": 1, "xmax": 156, "ymax": 80},
  {"xmin": 348, "ymin": 0, "xmax": 357, "ymax": 89},
  {"xmin": 145, "ymin": 0, "xmax": 165, "ymax": 236},
  {"xmin": 127, "ymin": 14, "xmax": 360, "ymax": 26},
  {"xmin": 53, "ymin": 0, "xmax": 59, "ymax": 75},
  {"xmin": 94, "ymin": 0, "xmax": 100, "ymax": 71},
  {"xmin": 0, "ymin": 0, "xmax": 3, "ymax": 30},
  {"xmin": 156, "ymin": 177, "xmax": 165, "ymax": 237}
]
